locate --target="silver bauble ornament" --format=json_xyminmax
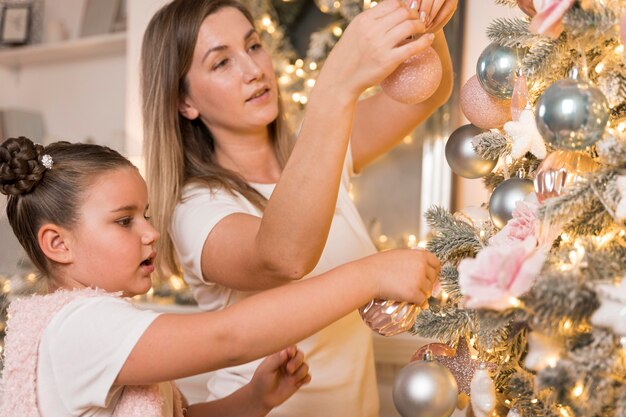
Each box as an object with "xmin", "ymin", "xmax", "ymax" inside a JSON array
[
  {"xmin": 445, "ymin": 124, "xmax": 498, "ymax": 179},
  {"xmin": 535, "ymin": 77, "xmax": 609, "ymax": 150},
  {"xmin": 393, "ymin": 352, "xmax": 458, "ymax": 417},
  {"xmin": 488, "ymin": 178, "xmax": 534, "ymax": 229},
  {"xmin": 476, "ymin": 43, "xmax": 520, "ymax": 100},
  {"xmin": 359, "ymin": 299, "xmax": 420, "ymax": 336}
]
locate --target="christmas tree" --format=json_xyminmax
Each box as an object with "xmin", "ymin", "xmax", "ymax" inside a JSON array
[{"xmin": 408, "ymin": 1, "xmax": 626, "ymax": 416}]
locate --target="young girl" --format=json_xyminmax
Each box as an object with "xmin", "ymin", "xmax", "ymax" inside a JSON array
[
  {"xmin": 0, "ymin": 136, "xmax": 439, "ymax": 416},
  {"xmin": 141, "ymin": 0, "xmax": 454, "ymax": 415}
]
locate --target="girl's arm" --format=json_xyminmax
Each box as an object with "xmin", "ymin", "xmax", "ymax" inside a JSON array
[
  {"xmin": 116, "ymin": 248, "xmax": 440, "ymax": 385},
  {"xmin": 200, "ymin": 0, "xmax": 434, "ymax": 290},
  {"xmin": 185, "ymin": 347, "xmax": 309, "ymax": 417},
  {"xmin": 350, "ymin": 28, "xmax": 454, "ymax": 173}
]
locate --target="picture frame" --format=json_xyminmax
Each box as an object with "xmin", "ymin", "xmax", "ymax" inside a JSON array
[
  {"xmin": 0, "ymin": 4, "xmax": 31, "ymax": 45},
  {"xmin": 79, "ymin": 0, "xmax": 122, "ymax": 38}
]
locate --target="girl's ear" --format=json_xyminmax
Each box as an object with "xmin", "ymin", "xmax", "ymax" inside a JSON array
[
  {"xmin": 38, "ymin": 224, "xmax": 73, "ymax": 264},
  {"xmin": 178, "ymin": 95, "xmax": 200, "ymax": 120}
]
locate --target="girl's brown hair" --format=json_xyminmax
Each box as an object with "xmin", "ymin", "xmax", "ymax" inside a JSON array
[
  {"xmin": 0, "ymin": 136, "xmax": 134, "ymax": 276},
  {"xmin": 141, "ymin": 0, "xmax": 294, "ymax": 279}
]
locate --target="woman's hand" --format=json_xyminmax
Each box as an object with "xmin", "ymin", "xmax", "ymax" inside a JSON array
[
  {"xmin": 361, "ymin": 249, "xmax": 441, "ymax": 308},
  {"xmin": 319, "ymin": 0, "xmax": 435, "ymax": 98},
  {"xmin": 418, "ymin": 0, "xmax": 459, "ymax": 33}
]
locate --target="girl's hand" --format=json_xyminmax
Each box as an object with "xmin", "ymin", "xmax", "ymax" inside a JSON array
[
  {"xmin": 250, "ymin": 346, "xmax": 311, "ymax": 411},
  {"xmin": 418, "ymin": 0, "xmax": 459, "ymax": 33},
  {"xmin": 361, "ymin": 249, "xmax": 441, "ymax": 308},
  {"xmin": 320, "ymin": 0, "xmax": 435, "ymax": 98}
]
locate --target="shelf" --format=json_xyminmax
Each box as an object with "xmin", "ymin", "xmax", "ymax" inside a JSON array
[{"xmin": 0, "ymin": 32, "xmax": 126, "ymax": 69}]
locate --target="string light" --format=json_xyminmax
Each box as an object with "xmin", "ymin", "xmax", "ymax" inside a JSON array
[
  {"xmin": 508, "ymin": 297, "xmax": 521, "ymax": 308},
  {"xmin": 169, "ymin": 275, "xmax": 184, "ymax": 291},
  {"xmin": 595, "ymin": 61, "xmax": 605, "ymax": 74},
  {"xmin": 572, "ymin": 382, "xmax": 584, "ymax": 397},
  {"xmin": 332, "ymin": 26, "xmax": 343, "ymax": 37},
  {"xmin": 308, "ymin": 62, "xmax": 318, "ymax": 71}
]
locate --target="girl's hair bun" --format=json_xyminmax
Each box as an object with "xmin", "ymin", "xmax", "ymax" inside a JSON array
[{"xmin": 0, "ymin": 137, "xmax": 47, "ymax": 196}]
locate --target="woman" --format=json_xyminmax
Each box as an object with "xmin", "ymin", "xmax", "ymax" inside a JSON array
[{"xmin": 141, "ymin": 0, "xmax": 455, "ymax": 415}]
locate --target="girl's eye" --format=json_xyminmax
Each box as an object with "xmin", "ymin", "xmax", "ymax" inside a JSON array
[
  {"xmin": 144, "ymin": 214, "xmax": 152, "ymax": 221},
  {"xmin": 116, "ymin": 217, "xmax": 132, "ymax": 227},
  {"xmin": 249, "ymin": 43, "xmax": 262, "ymax": 51}
]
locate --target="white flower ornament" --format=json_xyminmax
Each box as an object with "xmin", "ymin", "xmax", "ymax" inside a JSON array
[{"xmin": 504, "ymin": 109, "xmax": 547, "ymax": 159}]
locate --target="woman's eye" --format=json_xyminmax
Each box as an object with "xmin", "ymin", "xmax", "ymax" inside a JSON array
[
  {"xmin": 213, "ymin": 58, "xmax": 229, "ymax": 70},
  {"xmin": 249, "ymin": 43, "xmax": 262, "ymax": 51},
  {"xmin": 144, "ymin": 214, "xmax": 152, "ymax": 221}
]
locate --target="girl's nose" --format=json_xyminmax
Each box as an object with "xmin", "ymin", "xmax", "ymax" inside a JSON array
[{"xmin": 142, "ymin": 222, "xmax": 160, "ymax": 245}]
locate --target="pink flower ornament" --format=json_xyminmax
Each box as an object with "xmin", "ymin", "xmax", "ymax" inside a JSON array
[
  {"xmin": 529, "ymin": 0, "xmax": 575, "ymax": 39},
  {"xmin": 489, "ymin": 197, "xmax": 540, "ymax": 247},
  {"xmin": 458, "ymin": 237, "xmax": 546, "ymax": 311}
]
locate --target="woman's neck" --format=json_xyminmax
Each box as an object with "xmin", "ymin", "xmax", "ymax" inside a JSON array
[{"xmin": 214, "ymin": 130, "xmax": 282, "ymax": 184}]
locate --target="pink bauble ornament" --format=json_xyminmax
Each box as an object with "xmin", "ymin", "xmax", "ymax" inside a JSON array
[
  {"xmin": 381, "ymin": 47, "xmax": 443, "ymax": 104},
  {"xmin": 461, "ymin": 75, "xmax": 512, "ymax": 129},
  {"xmin": 411, "ymin": 343, "xmax": 456, "ymax": 362},
  {"xmin": 517, "ymin": 0, "xmax": 537, "ymax": 16}
]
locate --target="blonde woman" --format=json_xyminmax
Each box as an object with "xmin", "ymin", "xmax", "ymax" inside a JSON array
[{"xmin": 141, "ymin": 0, "xmax": 455, "ymax": 415}]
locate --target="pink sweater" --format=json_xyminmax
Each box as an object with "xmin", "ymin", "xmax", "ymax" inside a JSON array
[{"xmin": 0, "ymin": 288, "xmax": 184, "ymax": 417}]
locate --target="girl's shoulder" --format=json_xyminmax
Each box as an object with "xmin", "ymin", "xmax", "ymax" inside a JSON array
[{"xmin": 8, "ymin": 288, "xmax": 123, "ymax": 318}]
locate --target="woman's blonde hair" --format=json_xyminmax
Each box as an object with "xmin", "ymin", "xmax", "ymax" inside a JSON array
[{"xmin": 141, "ymin": 0, "xmax": 293, "ymax": 279}]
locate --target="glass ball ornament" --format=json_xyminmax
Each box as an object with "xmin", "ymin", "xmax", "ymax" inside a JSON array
[
  {"xmin": 445, "ymin": 124, "xmax": 498, "ymax": 179},
  {"xmin": 381, "ymin": 47, "xmax": 443, "ymax": 104},
  {"xmin": 411, "ymin": 340, "xmax": 494, "ymax": 395},
  {"xmin": 393, "ymin": 350, "xmax": 458, "ymax": 417},
  {"xmin": 534, "ymin": 150, "xmax": 599, "ymax": 203},
  {"xmin": 535, "ymin": 77, "xmax": 609, "ymax": 150},
  {"xmin": 460, "ymin": 75, "xmax": 512, "ymax": 129},
  {"xmin": 489, "ymin": 178, "xmax": 535, "ymax": 229},
  {"xmin": 359, "ymin": 299, "xmax": 420, "ymax": 337},
  {"xmin": 476, "ymin": 43, "xmax": 521, "ymax": 100}
]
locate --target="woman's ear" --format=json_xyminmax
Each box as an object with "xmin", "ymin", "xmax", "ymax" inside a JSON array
[
  {"xmin": 178, "ymin": 96, "xmax": 200, "ymax": 120},
  {"xmin": 38, "ymin": 224, "xmax": 73, "ymax": 265}
]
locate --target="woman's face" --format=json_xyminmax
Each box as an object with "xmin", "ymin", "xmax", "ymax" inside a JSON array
[{"xmin": 179, "ymin": 7, "xmax": 279, "ymax": 136}]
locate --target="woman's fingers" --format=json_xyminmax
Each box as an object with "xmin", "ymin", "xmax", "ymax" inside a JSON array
[{"xmin": 368, "ymin": 0, "xmax": 404, "ymax": 19}]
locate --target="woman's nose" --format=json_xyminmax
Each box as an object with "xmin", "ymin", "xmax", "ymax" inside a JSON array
[{"xmin": 240, "ymin": 54, "xmax": 262, "ymax": 82}]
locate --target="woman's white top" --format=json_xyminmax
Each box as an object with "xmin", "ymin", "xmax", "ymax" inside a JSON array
[{"xmin": 171, "ymin": 149, "xmax": 379, "ymax": 417}]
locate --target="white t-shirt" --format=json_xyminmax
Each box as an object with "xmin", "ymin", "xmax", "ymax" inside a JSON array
[
  {"xmin": 37, "ymin": 296, "xmax": 172, "ymax": 417},
  {"xmin": 171, "ymin": 149, "xmax": 380, "ymax": 417}
]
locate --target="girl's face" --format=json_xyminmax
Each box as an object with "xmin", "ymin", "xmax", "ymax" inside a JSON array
[
  {"xmin": 65, "ymin": 167, "xmax": 159, "ymax": 297},
  {"xmin": 179, "ymin": 7, "xmax": 279, "ymax": 136}
]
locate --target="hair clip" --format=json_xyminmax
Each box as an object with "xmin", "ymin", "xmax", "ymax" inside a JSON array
[{"xmin": 41, "ymin": 154, "xmax": 53, "ymax": 170}]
